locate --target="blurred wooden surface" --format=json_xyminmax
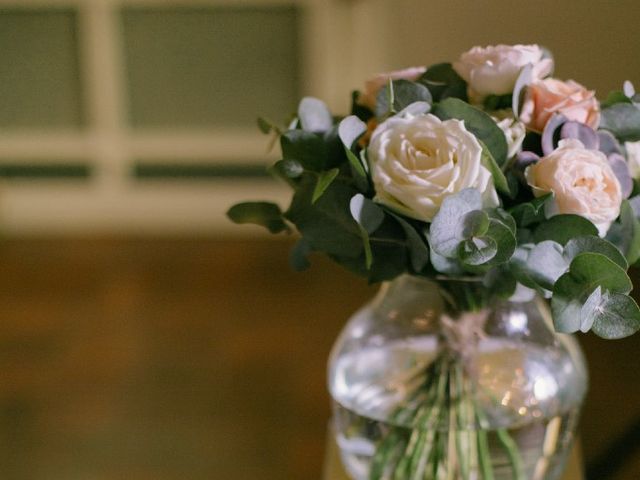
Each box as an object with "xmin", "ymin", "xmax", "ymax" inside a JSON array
[{"xmin": 0, "ymin": 237, "xmax": 637, "ymax": 479}]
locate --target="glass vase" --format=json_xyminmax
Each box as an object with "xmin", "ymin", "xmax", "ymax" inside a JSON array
[{"xmin": 328, "ymin": 274, "xmax": 588, "ymax": 480}]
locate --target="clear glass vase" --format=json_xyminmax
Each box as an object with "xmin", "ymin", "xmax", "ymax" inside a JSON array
[{"xmin": 328, "ymin": 275, "xmax": 588, "ymax": 480}]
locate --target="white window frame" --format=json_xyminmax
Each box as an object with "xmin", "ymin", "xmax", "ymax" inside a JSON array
[{"xmin": 0, "ymin": 0, "xmax": 389, "ymax": 235}]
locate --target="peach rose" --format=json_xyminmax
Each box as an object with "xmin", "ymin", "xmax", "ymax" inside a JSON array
[
  {"xmin": 453, "ymin": 44, "xmax": 553, "ymax": 103},
  {"xmin": 520, "ymin": 78, "xmax": 600, "ymax": 132},
  {"xmin": 357, "ymin": 66, "xmax": 427, "ymax": 111},
  {"xmin": 525, "ymin": 139, "xmax": 621, "ymax": 236}
]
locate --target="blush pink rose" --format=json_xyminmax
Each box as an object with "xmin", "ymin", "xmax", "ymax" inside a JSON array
[
  {"xmin": 525, "ymin": 139, "xmax": 621, "ymax": 236},
  {"xmin": 520, "ymin": 78, "xmax": 600, "ymax": 132},
  {"xmin": 357, "ymin": 66, "xmax": 427, "ymax": 111}
]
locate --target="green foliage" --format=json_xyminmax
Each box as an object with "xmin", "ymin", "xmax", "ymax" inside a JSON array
[
  {"xmin": 376, "ymin": 80, "xmax": 432, "ymax": 118},
  {"xmin": 509, "ymin": 194, "xmax": 551, "ymax": 227},
  {"xmin": 281, "ymin": 130, "xmax": 326, "ymax": 171},
  {"xmin": 338, "ymin": 116, "xmax": 368, "ymax": 178},
  {"xmin": 227, "ymin": 202, "xmax": 290, "ymax": 234},
  {"xmin": 284, "ymin": 174, "xmax": 363, "ymax": 258},
  {"xmin": 350, "ymin": 194, "xmax": 385, "ymax": 269},
  {"xmin": 430, "ymin": 190, "xmax": 516, "ymax": 270},
  {"xmin": 602, "ymin": 90, "xmax": 633, "ymax": 109},
  {"xmin": 388, "ymin": 213, "xmax": 430, "ymax": 272},
  {"xmin": 479, "ymin": 142, "xmax": 511, "ymax": 195},
  {"xmin": 416, "ymin": 63, "xmax": 467, "ymax": 102},
  {"xmin": 432, "ymin": 98, "xmax": 509, "ymax": 167},
  {"xmin": 312, "ymin": 168, "xmax": 340, "ymax": 204},
  {"xmin": 606, "ymin": 200, "xmax": 640, "ymax": 265},
  {"xmin": 600, "ymin": 103, "xmax": 640, "ymax": 142},
  {"xmin": 552, "ymin": 253, "xmax": 634, "ymax": 335},
  {"xmin": 533, "ymin": 215, "xmax": 598, "ymax": 245}
]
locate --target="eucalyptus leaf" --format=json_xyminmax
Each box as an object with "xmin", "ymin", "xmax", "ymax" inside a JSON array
[
  {"xmin": 482, "ymin": 217, "xmax": 517, "ymax": 266},
  {"xmin": 285, "ymin": 174, "xmax": 362, "ymax": 258},
  {"xmin": 564, "ymin": 236, "xmax": 627, "ymax": 270},
  {"xmin": 600, "ymin": 103, "xmax": 640, "ymax": 142},
  {"xmin": 601, "ymin": 91, "xmax": 632, "ymax": 109},
  {"xmin": 338, "ymin": 115, "xmax": 367, "ymax": 149},
  {"xmin": 312, "ymin": 168, "xmax": 340, "ymax": 204},
  {"xmin": 479, "ymin": 142, "xmax": 510, "ymax": 195},
  {"xmin": 376, "ymin": 80, "xmax": 432, "ymax": 118},
  {"xmin": 432, "ymin": 98, "xmax": 509, "ymax": 166},
  {"xmin": 509, "ymin": 194, "xmax": 551, "ymax": 227},
  {"xmin": 551, "ymin": 253, "xmax": 633, "ymax": 333},
  {"xmin": 350, "ymin": 194, "xmax": 385, "ymax": 234},
  {"xmin": 227, "ymin": 202, "xmax": 290, "ymax": 234},
  {"xmin": 525, "ymin": 240, "xmax": 568, "ymax": 290},
  {"xmin": 388, "ymin": 213, "xmax": 430, "ymax": 272},
  {"xmin": 416, "ymin": 63, "xmax": 467, "ymax": 102},
  {"xmin": 268, "ymin": 159, "xmax": 303, "ymax": 187},
  {"xmin": 620, "ymin": 200, "xmax": 640, "ymax": 264},
  {"xmin": 458, "ymin": 236, "xmax": 498, "ymax": 266},
  {"xmin": 541, "ymin": 113, "xmax": 567, "ymax": 156},
  {"xmin": 281, "ymin": 130, "xmax": 326, "ymax": 171},
  {"xmin": 430, "ymin": 189, "xmax": 483, "ymax": 257},
  {"xmin": 298, "ymin": 97, "xmax": 333, "ymax": 132},
  {"xmin": 512, "ymin": 64, "xmax": 533, "ymax": 118},
  {"xmin": 590, "ymin": 292, "xmax": 640, "ymax": 339},
  {"xmin": 533, "ymin": 214, "xmax": 598, "ymax": 245},
  {"xmin": 430, "ymin": 243, "xmax": 464, "ymax": 275}
]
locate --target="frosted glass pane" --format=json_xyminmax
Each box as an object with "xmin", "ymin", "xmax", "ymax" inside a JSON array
[
  {"xmin": 0, "ymin": 10, "xmax": 83, "ymax": 128},
  {"xmin": 122, "ymin": 7, "xmax": 300, "ymax": 128}
]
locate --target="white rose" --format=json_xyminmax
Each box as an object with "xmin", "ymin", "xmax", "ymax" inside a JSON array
[
  {"xmin": 525, "ymin": 139, "xmax": 622, "ymax": 236},
  {"xmin": 453, "ymin": 44, "xmax": 553, "ymax": 103},
  {"xmin": 368, "ymin": 113, "xmax": 499, "ymax": 222},
  {"xmin": 625, "ymin": 141, "xmax": 640, "ymax": 179},
  {"xmin": 492, "ymin": 110, "xmax": 526, "ymax": 159}
]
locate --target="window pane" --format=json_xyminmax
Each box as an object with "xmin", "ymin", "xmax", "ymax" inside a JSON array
[
  {"xmin": 122, "ymin": 6, "xmax": 300, "ymax": 128},
  {"xmin": 0, "ymin": 9, "xmax": 83, "ymax": 128}
]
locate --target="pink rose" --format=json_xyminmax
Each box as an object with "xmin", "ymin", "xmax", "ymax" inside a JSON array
[
  {"xmin": 520, "ymin": 78, "xmax": 600, "ymax": 132},
  {"xmin": 357, "ymin": 66, "xmax": 427, "ymax": 111},
  {"xmin": 525, "ymin": 139, "xmax": 621, "ymax": 236}
]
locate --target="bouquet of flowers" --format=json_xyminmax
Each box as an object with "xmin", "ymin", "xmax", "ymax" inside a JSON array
[
  {"xmin": 228, "ymin": 44, "xmax": 640, "ymax": 479},
  {"xmin": 229, "ymin": 43, "xmax": 640, "ymax": 340}
]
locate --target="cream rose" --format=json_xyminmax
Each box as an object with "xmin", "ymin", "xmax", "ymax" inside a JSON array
[
  {"xmin": 520, "ymin": 78, "xmax": 600, "ymax": 132},
  {"xmin": 525, "ymin": 139, "xmax": 622, "ymax": 236},
  {"xmin": 368, "ymin": 113, "xmax": 499, "ymax": 222},
  {"xmin": 453, "ymin": 44, "xmax": 553, "ymax": 103},
  {"xmin": 357, "ymin": 66, "xmax": 427, "ymax": 111},
  {"xmin": 625, "ymin": 141, "xmax": 640, "ymax": 179}
]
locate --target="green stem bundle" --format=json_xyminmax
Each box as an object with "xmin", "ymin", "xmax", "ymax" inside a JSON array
[{"xmin": 369, "ymin": 351, "xmax": 525, "ymax": 480}]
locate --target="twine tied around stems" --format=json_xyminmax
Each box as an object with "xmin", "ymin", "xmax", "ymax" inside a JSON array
[{"xmin": 440, "ymin": 310, "xmax": 488, "ymax": 368}]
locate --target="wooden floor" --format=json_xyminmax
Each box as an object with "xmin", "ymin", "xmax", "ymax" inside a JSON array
[{"xmin": 0, "ymin": 238, "xmax": 637, "ymax": 480}]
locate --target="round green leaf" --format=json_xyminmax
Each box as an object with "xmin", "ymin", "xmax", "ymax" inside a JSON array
[
  {"xmin": 430, "ymin": 189, "xmax": 483, "ymax": 258},
  {"xmin": 551, "ymin": 252, "xmax": 633, "ymax": 333},
  {"xmin": 376, "ymin": 80, "xmax": 432, "ymax": 118},
  {"xmin": 563, "ymin": 236, "xmax": 627, "ymax": 270},
  {"xmin": 458, "ymin": 236, "xmax": 498, "ymax": 266},
  {"xmin": 533, "ymin": 214, "xmax": 598, "ymax": 245},
  {"xmin": 590, "ymin": 292, "xmax": 640, "ymax": 339}
]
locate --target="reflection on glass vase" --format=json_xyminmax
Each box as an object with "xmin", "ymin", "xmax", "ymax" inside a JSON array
[{"xmin": 328, "ymin": 275, "xmax": 588, "ymax": 480}]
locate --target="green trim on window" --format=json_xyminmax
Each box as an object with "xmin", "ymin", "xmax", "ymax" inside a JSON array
[
  {"xmin": 133, "ymin": 163, "xmax": 272, "ymax": 180},
  {"xmin": 0, "ymin": 164, "xmax": 91, "ymax": 179}
]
